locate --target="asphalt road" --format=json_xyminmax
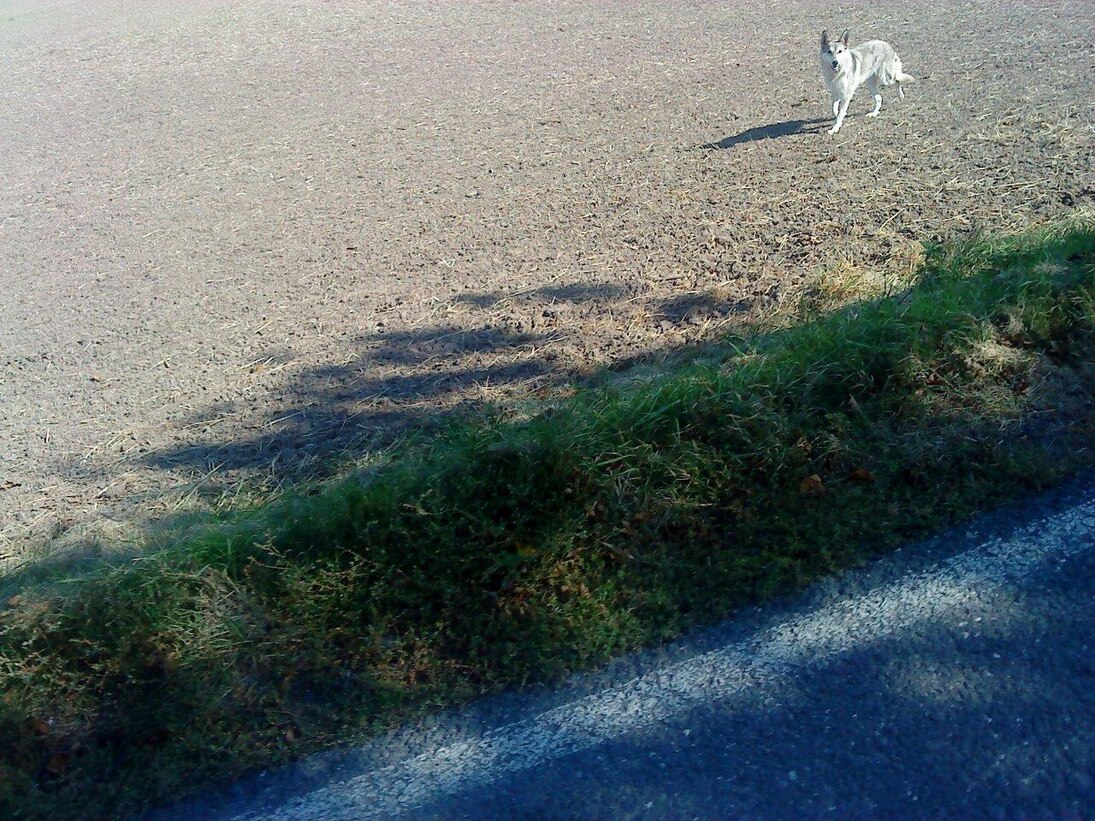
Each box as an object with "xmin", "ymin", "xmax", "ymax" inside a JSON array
[{"xmin": 151, "ymin": 474, "xmax": 1095, "ymax": 820}]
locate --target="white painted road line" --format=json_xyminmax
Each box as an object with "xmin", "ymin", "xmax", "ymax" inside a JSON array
[{"xmin": 236, "ymin": 498, "xmax": 1095, "ymax": 820}]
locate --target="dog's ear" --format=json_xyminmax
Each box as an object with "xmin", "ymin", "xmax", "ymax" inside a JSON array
[
  {"xmin": 821, "ymin": 29, "xmax": 830, "ymax": 47},
  {"xmin": 840, "ymin": 29, "xmax": 850, "ymax": 46}
]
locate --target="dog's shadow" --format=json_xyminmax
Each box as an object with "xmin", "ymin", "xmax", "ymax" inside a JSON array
[{"xmin": 701, "ymin": 117, "xmax": 828, "ymax": 149}]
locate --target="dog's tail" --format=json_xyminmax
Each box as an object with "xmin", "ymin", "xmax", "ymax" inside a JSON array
[{"xmin": 893, "ymin": 57, "xmax": 915, "ymax": 84}]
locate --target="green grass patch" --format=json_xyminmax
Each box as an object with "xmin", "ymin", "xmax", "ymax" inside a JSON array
[{"xmin": 3, "ymin": 216, "xmax": 1095, "ymax": 819}]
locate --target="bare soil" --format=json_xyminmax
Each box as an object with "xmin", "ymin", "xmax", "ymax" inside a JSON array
[{"xmin": 2, "ymin": 0, "xmax": 1094, "ymax": 566}]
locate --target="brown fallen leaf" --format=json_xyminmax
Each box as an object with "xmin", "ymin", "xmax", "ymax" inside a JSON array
[
  {"xmin": 799, "ymin": 474, "xmax": 826, "ymax": 497},
  {"xmin": 44, "ymin": 751, "xmax": 71, "ymax": 775},
  {"xmin": 849, "ymin": 467, "xmax": 876, "ymax": 483},
  {"xmin": 28, "ymin": 717, "xmax": 51, "ymax": 736}
]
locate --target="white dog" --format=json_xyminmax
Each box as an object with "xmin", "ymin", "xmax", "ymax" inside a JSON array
[{"xmin": 820, "ymin": 29, "xmax": 913, "ymax": 134}]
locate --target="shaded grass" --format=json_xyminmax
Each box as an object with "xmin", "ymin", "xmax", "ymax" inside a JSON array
[{"xmin": 3, "ymin": 217, "xmax": 1095, "ymax": 819}]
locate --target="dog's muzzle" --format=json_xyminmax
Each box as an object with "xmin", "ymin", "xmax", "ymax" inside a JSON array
[{"xmin": 831, "ymin": 61, "xmax": 839, "ymax": 70}]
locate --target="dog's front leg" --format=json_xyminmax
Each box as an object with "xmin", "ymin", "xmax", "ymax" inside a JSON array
[{"xmin": 829, "ymin": 97, "xmax": 850, "ymax": 134}]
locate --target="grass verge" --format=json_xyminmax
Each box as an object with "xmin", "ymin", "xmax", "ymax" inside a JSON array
[{"xmin": 3, "ymin": 216, "xmax": 1095, "ymax": 819}]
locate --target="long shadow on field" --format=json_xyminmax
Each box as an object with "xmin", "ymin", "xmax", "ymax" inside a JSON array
[
  {"xmin": 140, "ymin": 326, "xmax": 560, "ymax": 478},
  {"xmin": 702, "ymin": 118, "xmax": 828, "ymax": 149},
  {"xmin": 455, "ymin": 282, "xmax": 627, "ymax": 309},
  {"xmin": 129, "ymin": 279, "xmax": 736, "ymax": 493},
  {"xmin": 657, "ymin": 291, "xmax": 754, "ymax": 323},
  {"xmin": 129, "ymin": 276, "xmax": 764, "ymax": 490},
  {"xmin": 126, "ymin": 221, "xmax": 1095, "ymax": 501}
]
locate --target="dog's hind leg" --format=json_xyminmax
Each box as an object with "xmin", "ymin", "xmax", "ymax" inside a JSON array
[
  {"xmin": 865, "ymin": 78, "xmax": 882, "ymax": 118},
  {"xmin": 894, "ymin": 62, "xmax": 914, "ymax": 100}
]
